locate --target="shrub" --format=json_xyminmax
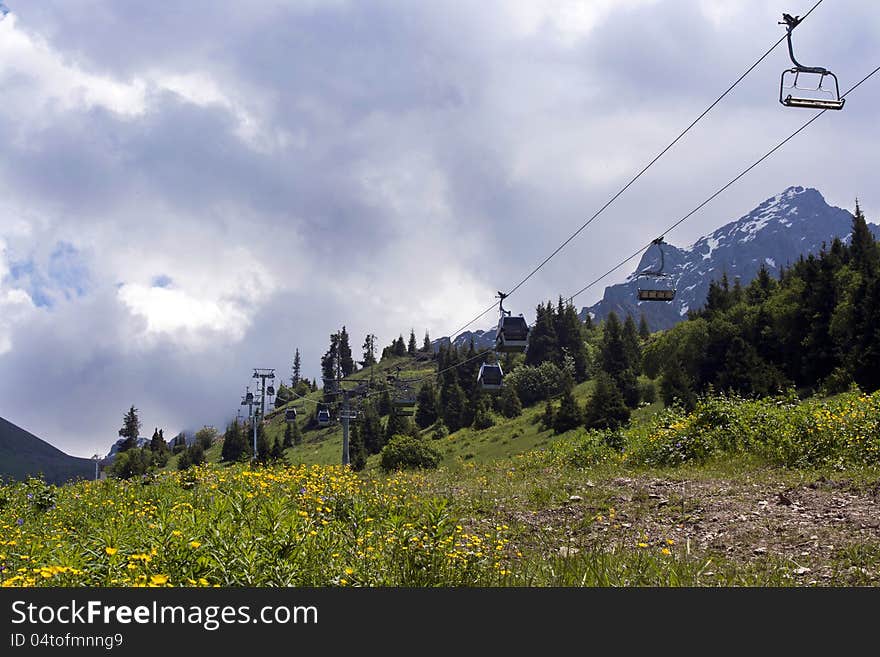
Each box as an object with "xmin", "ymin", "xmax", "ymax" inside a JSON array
[
  {"xmin": 639, "ymin": 379, "xmax": 657, "ymax": 404},
  {"xmin": 379, "ymin": 435, "xmax": 442, "ymax": 472},
  {"xmin": 504, "ymin": 362, "xmax": 567, "ymax": 406}
]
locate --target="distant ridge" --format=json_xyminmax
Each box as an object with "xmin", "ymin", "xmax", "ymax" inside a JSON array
[{"xmin": 0, "ymin": 416, "xmax": 94, "ymax": 485}]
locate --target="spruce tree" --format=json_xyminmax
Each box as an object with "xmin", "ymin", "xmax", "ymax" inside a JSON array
[
  {"xmin": 472, "ymin": 395, "xmax": 495, "ymax": 430},
  {"xmin": 622, "ymin": 314, "xmax": 642, "ymax": 374},
  {"xmin": 360, "ymin": 402, "xmax": 385, "ymax": 455},
  {"xmin": 498, "ymin": 385, "xmax": 522, "ymax": 419},
  {"xmin": 291, "ymin": 348, "xmax": 302, "ymax": 387},
  {"xmin": 553, "ymin": 388, "xmax": 582, "ymax": 434},
  {"xmin": 850, "ymin": 200, "xmax": 879, "ymax": 275},
  {"xmin": 149, "ymin": 428, "xmax": 165, "ymax": 453},
  {"xmin": 339, "ymin": 326, "xmax": 356, "ymax": 376},
  {"xmin": 221, "ymin": 420, "xmax": 246, "ymax": 462},
  {"xmin": 441, "ymin": 380, "xmax": 467, "ymax": 432},
  {"xmin": 584, "ymin": 372, "xmax": 630, "ymax": 430},
  {"xmin": 255, "ymin": 422, "xmax": 271, "ymax": 463},
  {"xmin": 384, "ymin": 412, "xmax": 411, "ymax": 445},
  {"xmin": 378, "ymin": 387, "xmax": 393, "ymax": 416},
  {"xmin": 321, "ymin": 333, "xmax": 340, "ymax": 386},
  {"xmin": 394, "ymin": 335, "xmax": 407, "ymax": 357},
  {"xmin": 407, "ymin": 329, "xmax": 417, "ymax": 356},
  {"xmin": 415, "ymin": 381, "xmax": 439, "ymax": 428},
  {"xmin": 118, "ymin": 406, "xmax": 141, "ymax": 452},
  {"xmin": 600, "ymin": 312, "xmax": 628, "ymax": 378},
  {"xmin": 349, "ymin": 422, "xmax": 367, "ymax": 471},
  {"xmin": 422, "ymin": 331, "xmax": 432, "ymax": 353},
  {"xmin": 361, "ymin": 334, "xmax": 377, "ymax": 367},
  {"xmin": 660, "ymin": 362, "xmax": 697, "ymax": 410},
  {"xmin": 638, "ymin": 314, "xmax": 651, "ymax": 340},
  {"xmin": 540, "ymin": 399, "xmax": 555, "ymax": 431},
  {"xmin": 283, "ymin": 422, "xmax": 294, "ymax": 449},
  {"xmin": 270, "ymin": 435, "xmax": 285, "ymax": 462},
  {"xmin": 525, "ymin": 302, "xmax": 560, "ymax": 366}
]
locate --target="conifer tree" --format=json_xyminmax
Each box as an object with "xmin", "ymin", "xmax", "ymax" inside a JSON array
[
  {"xmin": 291, "ymin": 348, "xmax": 302, "ymax": 387},
  {"xmin": 498, "ymin": 384, "xmax": 523, "ymax": 419},
  {"xmin": 361, "ymin": 334, "xmax": 377, "ymax": 367},
  {"xmin": 584, "ymin": 372, "xmax": 630, "ymax": 430},
  {"xmin": 422, "ymin": 331, "xmax": 432, "ymax": 353},
  {"xmin": 255, "ymin": 422, "xmax": 271, "ymax": 463},
  {"xmin": 553, "ymin": 388, "xmax": 582, "ymax": 434},
  {"xmin": 407, "ymin": 329, "xmax": 417, "ymax": 356},
  {"xmin": 283, "ymin": 422, "xmax": 294, "ymax": 449},
  {"xmin": 270, "ymin": 435, "xmax": 285, "ymax": 462},
  {"xmin": 349, "ymin": 422, "xmax": 367, "ymax": 471},
  {"xmin": 441, "ymin": 379, "xmax": 467, "ymax": 432},
  {"xmin": 118, "ymin": 406, "xmax": 141, "ymax": 452},
  {"xmin": 415, "ymin": 381, "xmax": 439, "ymax": 429},
  {"xmin": 339, "ymin": 326, "xmax": 356, "ymax": 377},
  {"xmin": 638, "ymin": 314, "xmax": 651, "ymax": 340},
  {"xmin": 622, "ymin": 314, "xmax": 642, "ymax": 374},
  {"xmin": 384, "ymin": 411, "xmax": 411, "ymax": 445},
  {"xmin": 472, "ymin": 395, "xmax": 495, "ymax": 430},
  {"xmin": 360, "ymin": 402, "xmax": 385, "ymax": 455}
]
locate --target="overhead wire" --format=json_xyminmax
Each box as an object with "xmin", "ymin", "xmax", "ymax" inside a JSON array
[{"xmin": 566, "ymin": 62, "xmax": 880, "ymax": 305}]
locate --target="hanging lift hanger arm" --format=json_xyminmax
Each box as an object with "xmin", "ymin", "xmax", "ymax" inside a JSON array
[{"xmin": 780, "ymin": 13, "xmax": 826, "ymax": 74}]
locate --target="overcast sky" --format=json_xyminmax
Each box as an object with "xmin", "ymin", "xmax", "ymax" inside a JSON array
[{"xmin": 1, "ymin": 0, "xmax": 878, "ymax": 456}]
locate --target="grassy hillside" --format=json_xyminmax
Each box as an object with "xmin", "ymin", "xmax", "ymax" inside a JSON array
[
  {"xmin": 4, "ymin": 389, "xmax": 880, "ymax": 587},
  {"xmin": 0, "ymin": 416, "xmax": 94, "ymax": 485}
]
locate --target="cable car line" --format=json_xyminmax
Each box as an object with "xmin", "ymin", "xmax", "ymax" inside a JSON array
[
  {"xmin": 437, "ymin": 0, "xmax": 826, "ymax": 349},
  {"xmin": 566, "ymin": 62, "xmax": 880, "ymax": 306}
]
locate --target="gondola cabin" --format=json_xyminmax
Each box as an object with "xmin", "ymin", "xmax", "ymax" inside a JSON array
[
  {"xmin": 316, "ymin": 409, "xmax": 331, "ymax": 427},
  {"xmin": 477, "ymin": 363, "xmax": 503, "ymax": 391},
  {"xmin": 495, "ymin": 315, "xmax": 530, "ymax": 353},
  {"xmin": 285, "ymin": 408, "xmax": 297, "ymax": 422}
]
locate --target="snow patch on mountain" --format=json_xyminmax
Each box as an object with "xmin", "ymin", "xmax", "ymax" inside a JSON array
[{"xmin": 584, "ymin": 186, "xmax": 870, "ymax": 331}]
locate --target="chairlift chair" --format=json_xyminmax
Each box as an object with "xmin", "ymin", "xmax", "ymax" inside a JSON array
[
  {"xmin": 778, "ymin": 13, "xmax": 844, "ymax": 110},
  {"xmin": 494, "ymin": 292, "xmax": 530, "ymax": 353},
  {"xmin": 636, "ymin": 237, "xmax": 677, "ymax": 302},
  {"xmin": 477, "ymin": 362, "xmax": 503, "ymax": 391}
]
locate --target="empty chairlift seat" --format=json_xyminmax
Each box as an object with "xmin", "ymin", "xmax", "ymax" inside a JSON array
[{"xmin": 778, "ymin": 13, "xmax": 845, "ymax": 111}]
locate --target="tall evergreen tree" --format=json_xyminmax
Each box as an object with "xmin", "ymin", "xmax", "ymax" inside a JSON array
[
  {"xmin": 360, "ymin": 402, "xmax": 385, "ymax": 455},
  {"xmin": 270, "ymin": 435, "xmax": 285, "ymax": 462},
  {"xmin": 555, "ymin": 298, "xmax": 589, "ymax": 381},
  {"xmin": 339, "ymin": 326, "xmax": 356, "ymax": 377},
  {"xmin": 422, "ymin": 331, "xmax": 432, "ymax": 353},
  {"xmin": 348, "ymin": 422, "xmax": 367, "ymax": 471},
  {"xmin": 407, "ymin": 329, "xmax": 417, "ymax": 356},
  {"xmin": 440, "ymin": 379, "xmax": 467, "ymax": 432},
  {"xmin": 498, "ymin": 385, "xmax": 523, "ymax": 419},
  {"xmin": 361, "ymin": 334, "xmax": 377, "ymax": 367},
  {"xmin": 622, "ymin": 314, "xmax": 642, "ymax": 375},
  {"xmin": 600, "ymin": 312, "xmax": 628, "ymax": 378},
  {"xmin": 321, "ymin": 333, "xmax": 340, "ymax": 386},
  {"xmin": 850, "ymin": 200, "xmax": 879, "ymax": 275},
  {"xmin": 149, "ymin": 428, "xmax": 165, "ymax": 453},
  {"xmin": 553, "ymin": 388, "xmax": 582, "ymax": 434},
  {"xmin": 394, "ymin": 335, "xmax": 407, "ymax": 357},
  {"xmin": 638, "ymin": 314, "xmax": 651, "ymax": 340},
  {"xmin": 291, "ymin": 348, "xmax": 302, "ymax": 387},
  {"xmin": 117, "ymin": 405, "xmax": 141, "ymax": 452},
  {"xmin": 415, "ymin": 381, "xmax": 439, "ymax": 429},
  {"xmin": 584, "ymin": 372, "xmax": 630, "ymax": 430},
  {"xmin": 525, "ymin": 302, "xmax": 560, "ymax": 366},
  {"xmin": 255, "ymin": 422, "xmax": 271, "ymax": 463},
  {"xmin": 384, "ymin": 411, "xmax": 411, "ymax": 445}
]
